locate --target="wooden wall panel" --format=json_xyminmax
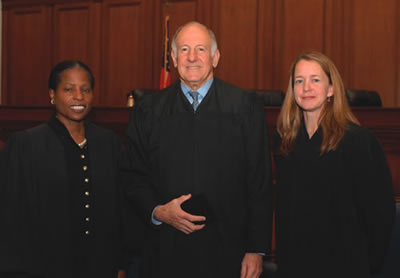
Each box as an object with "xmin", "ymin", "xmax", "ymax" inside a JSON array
[
  {"xmin": 162, "ymin": 1, "xmax": 197, "ymax": 38},
  {"xmin": 349, "ymin": 0, "xmax": 398, "ymax": 107},
  {"xmin": 256, "ymin": 0, "xmax": 277, "ymax": 90},
  {"xmin": 215, "ymin": 0, "xmax": 258, "ymax": 89},
  {"xmin": 102, "ymin": 0, "xmax": 144, "ymax": 106},
  {"xmin": 324, "ymin": 0, "xmax": 351, "ymax": 84},
  {"xmin": 89, "ymin": 1, "xmax": 103, "ymax": 105},
  {"xmin": 2, "ymin": 7, "xmax": 9, "ymax": 105},
  {"xmin": 397, "ymin": 0, "xmax": 400, "ymax": 106},
  {"xmin": 1, "ymin": 0, "xmax": 400, "ymax": 107},
  {"xmin": 53, "ymin": 2, "xmax": 103, "ymax": 104},
  {"xmin": 2, "ymin": 4, "xmax": 51, "ymax": 105},
  {"xmin": 196, "ymin": 0, "xmax": 218, "ymax": 28},
  {"xmin": 276, "ymin": 0, "xmax": 325, "ymax": 90},
  {"xmin": 54, "ymin": 3, "xmax": 91, "ymax": 62}
]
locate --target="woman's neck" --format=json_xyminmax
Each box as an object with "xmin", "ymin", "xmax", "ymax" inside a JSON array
[
  {"xmin": 57, "ymin": 116, "xmax": 86, "ymax": 144},
  {"xmin": 69, "ymin": 125, "xmax": 86, "ymax": 144},
  {"xmin": 303, "ymin": 111, "xmax": 320, "ymax": 139}
]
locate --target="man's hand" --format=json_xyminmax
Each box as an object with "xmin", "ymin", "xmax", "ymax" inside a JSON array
[
  {"xmin": 240, "ymin": 253, "xmax": 263, "ymax": 278},
  {"xmin": 154, "ymin": 194, "xmax": 206, "ymax": 234}
]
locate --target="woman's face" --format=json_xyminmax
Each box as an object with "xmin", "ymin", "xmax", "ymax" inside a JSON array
[
  {"xmin": 293, "ymin": 60, "xmax": 333, "ymax": 117},
  {"xmin": 49, "ymin": 66, "xmax": 93, "ymax": 126}
]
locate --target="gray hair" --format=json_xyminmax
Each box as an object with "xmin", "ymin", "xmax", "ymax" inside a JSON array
[{"xmin": 171, "ymin": 21, "xmax": 218, "ymax": 57}]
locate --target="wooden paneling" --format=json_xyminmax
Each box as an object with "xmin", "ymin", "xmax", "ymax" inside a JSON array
[
  {"xmin": 349, "ymin": 0, "xmax": 398, "ymax": 107},
  {"xmin": 395, "ymin": 0, "xmax": 400, "ymax": 107},
  {"xmin": 162, "ymin": 1, "xmax": 197, "ymax": 39},
  {"xmin": 324, "ymin": 0, "xmax": 350, "ymax": 83},
  {"xmin": 53, "ymin": 2, "xmax": 104, "ymax": 104},
  {"xmin": 276, "ymin": 0, "xmax": 326, "ymax": 90},
  {"xmin": 256, "ymin": 0, "xmax": 276, "ymax": 90},
  {"xmin": 54, "ymin": 3, "xmax": 91, "ymax": 62},
  {"xmin": 215, "ymin": 0, "xmax": 258, "ymax": 89},
  {"xmin": 2, "ymin": 4, "xmax": 51, "ymax": 105},
  {"xmin": 1, "ymin": 0, "xmax": 400, "ymax": 107},
  {"xmin": 102, "ymin": 0, "xmax": 143, "ymax": 106}
]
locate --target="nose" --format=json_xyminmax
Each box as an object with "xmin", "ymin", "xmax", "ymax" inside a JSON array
[
  {"xmin": 303, "ymin": 79, "xmax": 311, "ymax": 91},
  {"xmin": 73, "ymin": 89, "xmax": 84, "ymax": 100},
  {"xmin": 187, "ymin": 49, "xmax": 197, "ymax": 62}
]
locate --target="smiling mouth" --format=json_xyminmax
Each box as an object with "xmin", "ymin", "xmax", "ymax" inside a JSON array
[{"xmin": 70, "ymin": 105, "xmax": 86, "ymax": 111}]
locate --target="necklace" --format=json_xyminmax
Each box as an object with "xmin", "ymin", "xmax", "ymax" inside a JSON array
[{"xmin": 78, "ymin": 138, "xmax": 87, "ymax": 148}]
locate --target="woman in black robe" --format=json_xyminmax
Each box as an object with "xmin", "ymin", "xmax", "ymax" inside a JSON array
[
  {"xmin": 274, "ymin": 51, "xmax": 395, "ymax": 278},
  {"xmin": 0, "ymin": 61, "xmax": 123, "ymax": 278}
]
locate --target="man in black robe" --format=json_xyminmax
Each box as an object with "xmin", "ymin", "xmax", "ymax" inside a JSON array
[{"xmin": 124, "ymin": 21, "xmax": 272, "ymax": 278}]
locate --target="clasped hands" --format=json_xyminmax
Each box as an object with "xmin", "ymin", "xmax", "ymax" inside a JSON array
[{"xmin": 153, "ymin": 193, "xmax": 263, "ymax": 278}]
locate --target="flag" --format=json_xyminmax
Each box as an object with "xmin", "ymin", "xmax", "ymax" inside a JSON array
[{"xmin": 160, "ymin": 15, "xmax": 171, "ymax": 89}]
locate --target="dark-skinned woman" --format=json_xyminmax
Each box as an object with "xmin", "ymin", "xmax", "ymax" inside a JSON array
[{"xmin": 0, "ymin": 60, "xmax": 123, "ymax": 278}]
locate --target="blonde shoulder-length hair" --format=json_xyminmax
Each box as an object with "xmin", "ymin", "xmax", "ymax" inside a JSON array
[{"xmin": 277, "ymin": 51, "xmax": 359, "ymax": 155}]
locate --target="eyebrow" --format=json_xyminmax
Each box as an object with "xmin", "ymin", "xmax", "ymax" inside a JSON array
[
  {"xmin": 179, "ymin": 44, "xmax": 208, "ymax": 48},
  {"xmin": 294, "ymin": 74, "xmax": 321, "ymax": 79}
]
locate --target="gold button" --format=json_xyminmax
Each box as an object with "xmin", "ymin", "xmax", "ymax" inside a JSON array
[
  {"xmin": 83, "ymin": 165, "xmax": 88, "ymax": 171},
  {"xmin": 85, "ymin": 230, "xmax": 90, "ymax": 235},
  {"xmin": 85, "ymin": 191, "xmax": 89, "ymax": 196},
  {"xmin": 84, "ymin": 178, "xmax": 89, "ymax": 183},
  {"xmin": 85, "ymin": 217, "xmax": 90, "ymax": 222},
  {"xmin": 85, "ymin": 204, "xmax": 90, "ymax": 209},
  {"xmin": 81, "ymin": 154, "xmax": 85, "ymax": 159}
]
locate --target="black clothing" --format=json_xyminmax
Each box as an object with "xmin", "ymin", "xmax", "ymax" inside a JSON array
[
  {"xmin": 124, "ymin": 79, "xmax": 273, "ymax": 277},
  {"xmin": 274, "ymin": 123, "xmax": 396, "ymax": 278},
  {"xmin": 0, "ymin": 116, "xmax": 123, "ymax": 278}
]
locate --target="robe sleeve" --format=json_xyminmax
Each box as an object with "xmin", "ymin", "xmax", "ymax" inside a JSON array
[
  {"xmin": 345, "ymin": 127, "xmax": 395, "ymax": 273},
  {"xmin": 0, "ymin": 133, "xmax": 38, "ymax": 275},
  {"xmin": 243, "ymin": 93, "xmax": 274, "ymax": 254},
  {"xmin": 123, "ymin": 102, "xmax": 159, "ymax": 226}
]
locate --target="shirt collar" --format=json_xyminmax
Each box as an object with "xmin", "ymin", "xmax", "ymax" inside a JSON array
[{"xmin": 181, "ymin": 78, "xmax": 214, "ymax": 102}]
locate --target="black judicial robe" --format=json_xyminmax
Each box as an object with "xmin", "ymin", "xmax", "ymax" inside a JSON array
[
  {"xmin": 124, "ymin": 78, "xmax": 273, "ymax": 277},
  {"xmin": 274, "ymin": 123, "xmax": 395, "ymax": 278},
  {"xmin": 0, "ymin": 118, "xmax": 122, "ymax": 278}
]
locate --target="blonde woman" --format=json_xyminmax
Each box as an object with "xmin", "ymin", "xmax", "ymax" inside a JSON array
[{"xmin": 274, "ymin": 51, "xmax": 395, "ymax": 278}]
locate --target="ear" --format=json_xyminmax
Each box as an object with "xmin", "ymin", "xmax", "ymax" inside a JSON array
[
  {"xmin": 212, "ymin": 49, "xmax": 220, "ymax": 68},
  {"xmin": 327, "ymin": 85, "xmax": 334, "ymax": 97},
  {"xmin": 49, "ymin": 89, "xmax": 55, "ymax": 100},
  {"xmin": 171, "ymin": 50, "xmax": 178, "ymax": 68}
]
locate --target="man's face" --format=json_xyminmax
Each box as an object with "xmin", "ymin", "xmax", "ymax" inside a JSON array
[{"xmin": 171, "ymin": 23, "xmax": 220, "ymax": 91}]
